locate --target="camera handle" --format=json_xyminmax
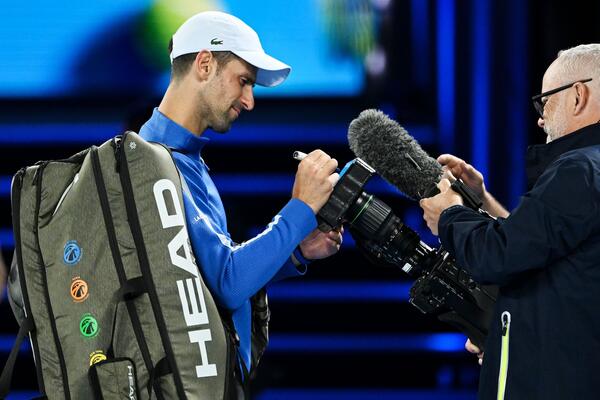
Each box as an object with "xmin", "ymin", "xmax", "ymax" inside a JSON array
[{"xmin": 449, "ymin": 180, "xmax": 483, "ymax": 210}]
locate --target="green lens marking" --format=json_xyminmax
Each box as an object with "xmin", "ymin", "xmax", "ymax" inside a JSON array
[{"xmin": 350, "ymin": 195, "xmax": 373, "ymax": 225}]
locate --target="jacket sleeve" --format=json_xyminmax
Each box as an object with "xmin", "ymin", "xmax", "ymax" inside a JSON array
[
  {"xmin": 270, "ymin": 256, "xmax": 308, "ymax": 283},
  {"xmin": 181, "ymin": 180, "xmax": 316, "ymax": 311},
  {"xmin": 438, "ymin": 155, "xmax": 599, "ymax": 285}
]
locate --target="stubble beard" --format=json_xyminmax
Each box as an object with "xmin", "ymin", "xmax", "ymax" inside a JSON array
[
  {"xmin": 208, "ymin": 109, "xmax": 234, "ymax": 133},
  {"xmin": 544, "ymin": 112, "xmax": 569, "ymax": 143},
  {"xmin": 198, "ymin": 96, "xmax": 233, "ymax": 134}
]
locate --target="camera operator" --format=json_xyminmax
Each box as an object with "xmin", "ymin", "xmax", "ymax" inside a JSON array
[{"xmin": 420, "ymin": 44, "xmax": 600, "ymax": 399}]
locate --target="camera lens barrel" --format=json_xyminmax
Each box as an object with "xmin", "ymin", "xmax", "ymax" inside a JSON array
[
  {"xmin": 348, "ymin": 191, "xmax": 431, "ymax": 274},
  {"xmin": 348, "ymin": 192, "xmax": 392, "ymax": 238}
]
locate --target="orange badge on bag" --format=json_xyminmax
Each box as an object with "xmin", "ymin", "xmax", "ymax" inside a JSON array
[{"xmin": 70, "ymin": 277, "xmax": 89, "ymax": 303}]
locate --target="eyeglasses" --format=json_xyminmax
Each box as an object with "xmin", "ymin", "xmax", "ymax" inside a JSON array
[{"xmin": 531, "ymin": 78, "xmax": 592, "ymax": 118}]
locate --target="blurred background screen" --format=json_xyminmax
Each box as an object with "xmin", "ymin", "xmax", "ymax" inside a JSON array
[{"xmin": 0, "ymin": 0, "xmax": 369, "ymax": 98}]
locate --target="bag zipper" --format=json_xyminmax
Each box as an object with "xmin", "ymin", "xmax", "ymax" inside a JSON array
[
  {"xmin": 92, "ymin": 145, "xmax": 165, "ymax": 399},
  {"xmin": 32, "ymin": 161, "xmax": 48, "ymax": 187},
  {"xmin": 111, "ymin": 135, "xmax": 123, "ymax": 173},
  {"xmin": 497, "ymin": 311, "xmax": 511, "ymax": 400}
]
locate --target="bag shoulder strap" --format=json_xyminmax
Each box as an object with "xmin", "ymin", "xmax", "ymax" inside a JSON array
[{"xmin": 0, "ymin": 316, "xmax": 34, "ymax": 398}]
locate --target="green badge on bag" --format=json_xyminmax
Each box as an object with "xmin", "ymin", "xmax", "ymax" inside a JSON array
[{"xmin": 80, "ymin": 313, "xmax": 99, "ymax": 338}]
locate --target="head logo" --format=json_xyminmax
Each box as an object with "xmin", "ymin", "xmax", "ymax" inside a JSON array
[
  {"xmin": 70, "ymin": 277, "xmax": 89, "ymax": 302},
  {"xmin": 210, "ymin": 38, "xmax": 223, "ymax": 45},
  {"xmin": 153, "ymin": 179, "xmax": 218, "ymax": 378},
  {"xmin": 63, "ymin": 240, "xmax": 82, "ymax": 265},
  {"xmin": 80, "ymin": 314, "xmax": 99, "ymax": 338},
  {"xmin": 89, "ymin": 350, "xmax": 107, "ymax": 366},
  {"xmin": 128, "ymin": 365, "xmax": 136, "ymax": 399}
]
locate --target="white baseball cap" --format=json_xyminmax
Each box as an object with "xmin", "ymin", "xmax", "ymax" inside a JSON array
[{"xmin": 170, "ymin": 11, "xmax": 291, "ymax": 87}]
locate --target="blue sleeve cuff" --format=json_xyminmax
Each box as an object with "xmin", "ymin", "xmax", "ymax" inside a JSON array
[
  {"xmin": 293, "ymin": 247, "xmax": 312, "ymax": 265},
  {"xmin": 271, "ymin": 257, "xmax": 307, "ymax": 283}
]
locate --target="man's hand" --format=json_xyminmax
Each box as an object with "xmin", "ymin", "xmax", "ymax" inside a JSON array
[
  {"xmin": 419, "ymin": 179, "xmax": 463, "ymax": 235},
  {"xmin": 292, "ymin": 150, "xmax": 339, "ymax": 214},
  {"xmin": 299, "ymin": 226, "xmax": 344, "ymax": 260},
  {"xmin": 465, "ymin": 338, "xmax": 484, "ymax": 366},
  {"xmin": 437, "ymin": 154, "xmax": 509, "ymax": 218},
  {"xmin": 437, "ymin": 154, "xmax": 486, "ymax": 198}
]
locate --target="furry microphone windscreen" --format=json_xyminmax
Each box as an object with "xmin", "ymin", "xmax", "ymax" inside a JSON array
[{"xmin": 347, "ymin": 109, "xmax": 443, "ymax": 200}]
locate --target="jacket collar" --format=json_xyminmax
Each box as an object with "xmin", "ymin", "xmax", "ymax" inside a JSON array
[
  {"xmin": 525, "ymin": 123, "xmax": 600, "ymax": 189},
  {"xmin": 139, "ymin": 108, "xmax": 210, "ymax": 157}
]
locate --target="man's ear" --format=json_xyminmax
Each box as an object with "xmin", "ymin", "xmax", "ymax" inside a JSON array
[
  {"xmin": 573, "ymin": 81, "xmax": 589, "ymax": 116},
  {"xmin": 194, "ymin": 50, "xmax": 213, "ymax": 81}
]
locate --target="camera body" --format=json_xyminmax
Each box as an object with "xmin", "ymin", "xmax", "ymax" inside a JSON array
[{"xmin": 318, "ymin": 158, "xmax": 496, "ymax": 349}]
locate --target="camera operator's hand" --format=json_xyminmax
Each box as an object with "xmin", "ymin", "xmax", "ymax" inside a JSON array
[
  {"xmin": 437, "ymin": 154, "xmax": 509, "ymax": 218},
  {"xmin": 299, "ymin": 226, "xmax": 344, "ymax": 260},
  {"xmin": 437, "ymin": 154, "xmax": 486, "ymax": 197},
  {"xmin": 419, "ymin": 179, "xmax": 463, "ymax": 235},
  {"xmin": 465, "ymin": 338, "xmax": 484, "ymax": 366},
  {"xmin": 292, "ymin": 150, "xmax": 339, "ymax": 214}
]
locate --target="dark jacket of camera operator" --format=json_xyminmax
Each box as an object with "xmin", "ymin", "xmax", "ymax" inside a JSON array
[
  {"xmin": 439, "ymin": 123, "xmax": 600, "ymax": 400},
  {"xmin": 422, "ymin": 45, "xmax": 600, "ymax": 400}
]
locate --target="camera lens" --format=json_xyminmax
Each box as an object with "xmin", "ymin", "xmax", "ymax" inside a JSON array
[{"xmin": 348, "ymin": 192, "xmax": 392, "ymax": 239}]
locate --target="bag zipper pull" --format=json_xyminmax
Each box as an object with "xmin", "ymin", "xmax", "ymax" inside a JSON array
[{"xmin": 111, "ymin": 135, "xmax": 123, "ymax": 172}]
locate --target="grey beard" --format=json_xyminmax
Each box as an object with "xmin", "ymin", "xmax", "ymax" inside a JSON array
[{"xmin": 543, "ymin": 117, "xmax": 569, "ymax": 143}]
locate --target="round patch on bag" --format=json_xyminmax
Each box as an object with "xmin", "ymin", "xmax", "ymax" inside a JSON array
[
  {"xmin": 64, "ymin": 240, "xmax": 82, "ymax": 265},
  {"xmin": 89, "ymin": 350, "xmax": 107, "ymax": 366},
  {"xmin": 70, "ymin": 277, "xmax": 89, "ymax": 303},
  {"xmin": 80, "ymin": 313, "xmax": 99, "ymax": 338}
]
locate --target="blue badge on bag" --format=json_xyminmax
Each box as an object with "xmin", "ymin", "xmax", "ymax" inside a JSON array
[{"xmin": 64, "ymin": 240, "xmax": 82, "ymax": 265}]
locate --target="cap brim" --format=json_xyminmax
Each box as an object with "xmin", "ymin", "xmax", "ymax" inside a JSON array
[{"xmin": 233, "ymin": 50, "xmax": 291, "ymax": 87}]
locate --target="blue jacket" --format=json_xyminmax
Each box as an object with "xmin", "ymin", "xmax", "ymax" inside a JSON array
[
  {"xmin": 140, "ymin": 109, "xmax": 316, "ymax": 372},
  {"xmin": 439, "ymin": 123, "xmax": 600, "ymax": 399}
]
